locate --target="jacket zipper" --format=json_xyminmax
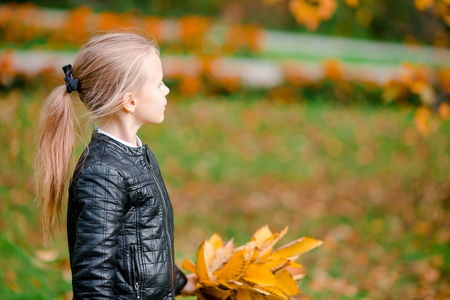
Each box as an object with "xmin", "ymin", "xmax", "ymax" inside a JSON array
[
  {"xmin": 144, "ymin": 149, "xmax": 175, "ymax": 292},
  {"xmin": 130, "ymin": 244, "xmax": 141, "ymax": 299}
]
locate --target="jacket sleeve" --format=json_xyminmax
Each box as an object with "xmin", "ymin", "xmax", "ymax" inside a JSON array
[
  {"xmin": 70, "ymin": 164, "xmax": 128, "ymax": 299},
  {"xmin": 175, "ymin": 264, "xmax": 188, "ymax": 295}
]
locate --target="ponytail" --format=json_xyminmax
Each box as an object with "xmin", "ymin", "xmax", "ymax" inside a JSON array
[{"xmin": 34, "ymin": 85, "xmax": 78, "ymax": 243}]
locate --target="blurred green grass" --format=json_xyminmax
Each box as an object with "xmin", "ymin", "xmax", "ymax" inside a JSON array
[{"xmin": 0, "ymin": 91, "xmax": 449, "ymax": 299}]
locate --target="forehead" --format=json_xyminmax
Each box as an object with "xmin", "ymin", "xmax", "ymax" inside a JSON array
[{"xmin": 145, "ymin": 48, "xmax": 163, "ymax": 81}]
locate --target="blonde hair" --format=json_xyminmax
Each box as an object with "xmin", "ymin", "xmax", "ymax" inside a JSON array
[{"xmin": 33, "ymin": 31, "xmax": 159, "ymax": 242}]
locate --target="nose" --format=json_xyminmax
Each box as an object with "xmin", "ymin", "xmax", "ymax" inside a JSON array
[{"xmin": 164, "ymin": 85, "xmax": 170, "ymax": 96}]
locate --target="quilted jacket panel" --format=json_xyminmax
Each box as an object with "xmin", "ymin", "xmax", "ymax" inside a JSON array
[{"xmin": 67, "ymin": 130, "xmax": 187, "ymax": 299}]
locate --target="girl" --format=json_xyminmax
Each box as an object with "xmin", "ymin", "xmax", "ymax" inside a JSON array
[{"xmin": 34, "ymin": 31, "xmax": 196, "ymax": 299}]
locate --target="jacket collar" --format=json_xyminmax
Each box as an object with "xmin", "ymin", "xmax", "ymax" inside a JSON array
[{"xmin": 91, "ymin": 128, "xmax": 148, "ymax": 156}]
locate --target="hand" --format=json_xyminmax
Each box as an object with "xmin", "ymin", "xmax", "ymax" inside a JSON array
[{"xmin": 181, "ymin": 273, "xmax": 198, "ymax": 295}]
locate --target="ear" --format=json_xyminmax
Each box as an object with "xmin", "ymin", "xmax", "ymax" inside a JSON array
[{"xmin": 121, "ymin": 92, "xmax": 137, "ymax": 114}]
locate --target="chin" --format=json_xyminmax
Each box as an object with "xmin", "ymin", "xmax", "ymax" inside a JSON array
[{"xmin": 146, "ymin": 113, "xmax": 165, "ymax": 124}]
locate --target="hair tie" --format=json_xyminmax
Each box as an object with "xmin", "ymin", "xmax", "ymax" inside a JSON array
[{"xmin": 62, "ymin": 64, "xmax": 79, "ymax": 94}]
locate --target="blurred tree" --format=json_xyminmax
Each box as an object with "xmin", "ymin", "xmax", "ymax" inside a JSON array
[
  {"xmin": 12, "ymin": 0, "xmax": 450, "ymax": 46},
  {"xmin": 13, "ymin": 0, "xmax": 226, "ymax": 16},
  {"xmin": 262, "ymin": 0, "xmax": 450, "ymax": 47}
]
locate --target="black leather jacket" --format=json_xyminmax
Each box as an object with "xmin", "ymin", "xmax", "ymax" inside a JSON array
[{"xmin": 67, "ymin": 129, "xmax": 187, "ymax": 299}]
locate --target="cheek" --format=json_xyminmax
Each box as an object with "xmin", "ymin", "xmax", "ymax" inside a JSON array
[{"xmin": 144, "ymin": 89, "xmax": 159, "ymax": 102}]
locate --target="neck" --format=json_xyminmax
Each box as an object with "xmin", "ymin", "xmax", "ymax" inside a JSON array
[{"xmin": 100, "ymin": 115, "xmax": 141, "ymax": 146}]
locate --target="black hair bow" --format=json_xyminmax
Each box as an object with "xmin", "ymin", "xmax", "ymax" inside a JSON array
[{"xmin": 62, "ymin": 64, "xmax": 79, "ymax": 94}]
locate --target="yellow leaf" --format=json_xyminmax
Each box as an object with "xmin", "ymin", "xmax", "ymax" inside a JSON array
[
  {"xmin": 248, "ymin": 288, "xmax": 285, "ymax": 300},
  {"xmin": 259, "ymin": 249, "xmax": 272, "ymax": 261},
  {"xmin": 263, "ymin": 258, "xmax": 288, "ymax": 270},
  {"xmin": 274, "ymin": 269, "xmax": 300, "ymax": 296},
  {"xmin": 209, "ymin": 239, "xmax": 235, "ymax": 274},
  {"xmin": 256, "ymin": 286, "xmax": 288, "ymax": 299},
  {"xmin": 252, "ymin": 225, "xmax": 273, "ymax": 248},
  {"xmin": 237, "ymin": 241, "xmax": 257, "ymax": 263},
  {"xmin": 196, "ymin": 240, "xmax": 210, "ymax": 282},
  {"xmin": 269, "ymin": 259, "xmax": 290, "ymax": 274},
  {"xmin": 235, "ymin": 288, "xmax": 253, "ymax": 300},
  {"xmin": 213, "ymin": 249, "xmax": 247, "ymax": 281},
  {"xmin": 199, "ymin": 285, "xmax": 231, "ymax": 300},
  {"xmin": 271, "ymin": 226, "xmax": 289, "ymax": 246},
  {"xmin": 289, "ymin": 261, "xmax": 303, "ymax": 268},
  {"xmin": 208, "ymin": 233, "xmax": 224, "ymax": 250},
  {"xmin": 204, "ymin": 241, "xmax": 216, "ymax": 276},
  {"xmin": 286, "ymin": 265, "xmax": 307, "ymax": 281},
  {"xmin": 223, "ymin": 239, "xmax": 235, "ymax": 257},
  {"xmin": 272, "ymin": 237, "xmax": 322, "ymax": 259},
  {"xmin": 217, "ymin": 280, "xmax": 241, "ymax": 290},
  {"xmin": 200, "ymin": 280, "xmax": 219, "ymax": 288},
  {"xmin": 258, "ymin": 226, "xmax": 289, "ymax": 258},
  {"xmin": 243, "ymin": 263, "xmax": 277, "ymax": 286},
  {"xmin": 233, "ymin": 287, "xmax": 271, "ymax": 300},
  {"xmin": 230, "ymin": 280, "xmax": 244, "ymax": 286},
  {"xmin": 182, "ymin": 259, "xmax": 197, "ymax": 275},
  {"xmin": 250, "ymin": 247, "xmax": 260, "ymax": 262}
]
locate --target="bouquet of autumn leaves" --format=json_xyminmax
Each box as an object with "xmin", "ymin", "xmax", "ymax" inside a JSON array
[{"xmin": 181, "ymin": 225, "xmax": 322, "ymax": 300}]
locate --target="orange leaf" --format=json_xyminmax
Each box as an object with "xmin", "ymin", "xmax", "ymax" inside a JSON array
[
  {"xmin": 210, "ymin": 239, "xmax": 235, "ymax": 274},
  {"xmin": 208, "ymin": 233, "xmax": 224, "ymax": 250},
  {"xmin": 289, "ymin": 261, "xmax": 303, "ymax": 268},
  {"xmin": 268, "ymin": 259, "xmax": 291, "ymax": 274},
  {"xmin": 204, "ymin": 241, "xmax": 215, "ymax": 274},
  {"xmin": 196, "ymin": 240, "xmax": 210, "ymax": 282},
  {"xmin": 272, "ymin": 237, "xmax": 322, "ymax": 260},
  {"xmin": 234, "ymin": 286, "xmax": 275, "ymax": 300},
  {"xmin": 182, "ymin": 259, "xmax": 197, "ymax": 275},
  {"xmin": 243, "ymin": 264, "xmax": 277, "ymax": 286},
  {"xmin": 235, "ymin": 288, "xmax": 254, "ymax": 300},
  {"xmin": 286, "ymin": 265, "xmax": 307, "ymax": 281},
  {"xmin": 252, "ymin": 225, "xmax": 273, "ymax": 248},
  {"xmin": 213, "ymin": 249, "xmax": 247, "ymax": 281},
  {"xmin": 258, "ymin": 226, "xmax": 289, "ymax": 258},
  {"xmin": 236, "ymin": 241, "xmax": 257, "ymax": 263},
  {"xmin": 263, "ymin": 258, "xmax": 289, "ymax": 270},
  {"xmin": 257, "ymin": 286, "xmax": 288, "ymax": 299},
  {"xmin": 274, "ymin": 269, "xmax": 300, "ymax": 296},
  {"xmin": 199, "ymin": 285, "xmax": 230, "ymax": 300}
]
